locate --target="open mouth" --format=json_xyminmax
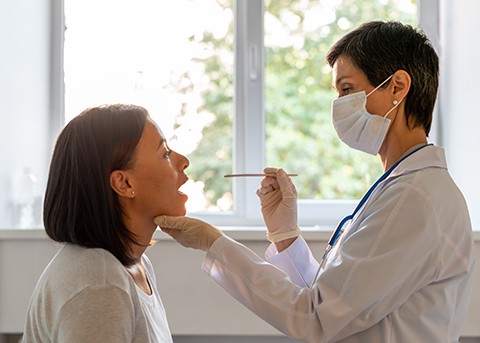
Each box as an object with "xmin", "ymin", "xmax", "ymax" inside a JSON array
[{"xmin": 178, "ymin": 175, "xmax": 189, "ymax": 197}]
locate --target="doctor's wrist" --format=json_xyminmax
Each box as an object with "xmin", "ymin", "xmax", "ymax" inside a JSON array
[
  {"xmin": 274, "ymin": 236, "xmax": 299, "ymax": 253},
  {"xmin": 266, "ymin": 225, "xmax": 301, "ymax": 243}
]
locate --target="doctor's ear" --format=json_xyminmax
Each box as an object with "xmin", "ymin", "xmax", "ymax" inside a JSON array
[
  {"xmin": 110, "ymin": 170, "xmax": 135, "ymax": 198},
  {"xmin": 390, "ymin": 70, "xmax": 411, "ymax": 99}
]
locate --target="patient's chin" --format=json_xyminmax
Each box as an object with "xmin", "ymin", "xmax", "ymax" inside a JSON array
[{"xmin": 158, "ymin": 207, "xmax": 187, "ymax": 218}]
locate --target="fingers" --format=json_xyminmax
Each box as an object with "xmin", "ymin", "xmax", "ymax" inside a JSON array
[
  {"xmin": 276, "ymin": 169, "xmax": 297, "ymax": 198},
  {"xmin": 256, "ymin": 182, "xmax": 278, "ymax": 202},
  {"xmin": 257, "ymin": 186, "xmax": 282, "ymax": 207},
  {"xmin": 258, "ymin": 180, "xmax": 278, "ymax": 194},
  {"xmin": 256, "ymin": 172, "xmax": 279, "ymax": 199},
  {"xmin": 160, "ymin": 227, "xmax": 177, "ymax": 238},
  {"xmin": 160, "ymin": 225, "xmax": 193, "ymax": 249},
  {"xmin": 260, "ymin": 175, "xmax": 278, "ymax": 188},
  {"xmin": 256, "ymin": 186, "xmax": 274, "ymax": 200},
  {"xmin": 263, "ymin": 167, "xmax": 278, "ymax": 174},
  {"xmin": 154, "ymin": 215, "xmax": 185, "ymax": 229},
  {"xmin": 256, "ymin": 167, "xmax": 297, "ymax": 200},
  {"xmin": 259, "ymin": 169, "xmax": 296, "ymax": 196},
  {"xmin": 159, "ymin": 226, "xmax": 179, "ymax": 240},
  {"xmin": 154, "ymin": 215, "xmax": 173, "ymax": 228}
]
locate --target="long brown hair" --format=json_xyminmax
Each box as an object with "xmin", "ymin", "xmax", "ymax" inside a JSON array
[{"xmin": 44, "ymin": 104, "xmax": 148, "ymax": 266}]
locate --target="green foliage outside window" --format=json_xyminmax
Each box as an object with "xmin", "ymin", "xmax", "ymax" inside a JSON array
[{"xmin": 182, "ymin": 0, "xmax": 416, "ymax": 209}]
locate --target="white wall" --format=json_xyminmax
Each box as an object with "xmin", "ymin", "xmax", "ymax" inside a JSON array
[
  {"xmin": 0, "ymin": 0, "xmax": 53, "ymax": 228},
  {"xmin": 440, "ymin": 0, "xmax": 480, "ymax": 230},
  {"xmin": 1, "ymin": 230, "xmax": 479, "ymax": 340}
]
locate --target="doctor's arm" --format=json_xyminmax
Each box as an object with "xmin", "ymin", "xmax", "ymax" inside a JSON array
[
  {"xmin": 154, "ymin": 216, "xmax": 327, "ymax": 341},
  {"xmin": 256, "ymin": 168, "xmax": 320, "ymax": 286},
  {"xmin": 204, "ymin": 184, "xmax": 438, "ymax": 342},
  {"xmin": 156, "ymin": 168, "xmax": 318, "ymax": 287},
  {"xmin": 156, "ymin": 183, "xmax": 439, "ymax": 342}
]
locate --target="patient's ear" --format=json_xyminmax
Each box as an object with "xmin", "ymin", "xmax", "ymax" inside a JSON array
[{"xmin": 110, "ymin": 170, "xmax": 135, "ymax": 198}]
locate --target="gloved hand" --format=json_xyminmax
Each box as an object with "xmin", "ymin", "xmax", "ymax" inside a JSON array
[
  {"xmin": 256, "ymin": 167, "xmax": 301, "ymax": 243},
  {"xmin": 154, "ymin": 216, "xmax": 224, "ymax": 251}
]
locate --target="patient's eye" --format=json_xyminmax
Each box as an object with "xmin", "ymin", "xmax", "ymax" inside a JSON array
[{"xmin": 164, "ymin": 145, "xmax": 172, "ymax": 159}]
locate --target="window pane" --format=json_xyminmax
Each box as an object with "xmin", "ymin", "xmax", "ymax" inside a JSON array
[
  {"xmin": 64, "ymin": 0, "xmax": 234, "ymax": 212},
  {"xmin": 265, "ymin": 0, "xmax": 416, "ymax": 200}
]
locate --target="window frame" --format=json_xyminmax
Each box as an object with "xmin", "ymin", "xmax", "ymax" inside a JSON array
[{"xmin": 52, "ymin": 0, "xmax": 439, "ymax": 228}]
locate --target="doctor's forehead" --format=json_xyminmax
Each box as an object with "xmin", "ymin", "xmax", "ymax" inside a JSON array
[{"xmin": 332, "ymin": 56, "xmax": 365, "ymax": 87}]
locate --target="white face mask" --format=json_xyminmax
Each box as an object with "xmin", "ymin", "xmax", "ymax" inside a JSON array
[{"xmin": 331, "ymin": 75, "xmax": 402, "ymax": 155}]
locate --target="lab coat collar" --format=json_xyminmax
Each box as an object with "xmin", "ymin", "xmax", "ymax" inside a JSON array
[{"xmin": 388, "ymin": 145, "xmax": 447, "ymax": 179}]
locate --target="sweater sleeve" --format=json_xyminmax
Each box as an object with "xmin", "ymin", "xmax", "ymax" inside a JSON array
[{"xmin": 53, "ymin": 285, "xmax": 138, "ymax": 343}]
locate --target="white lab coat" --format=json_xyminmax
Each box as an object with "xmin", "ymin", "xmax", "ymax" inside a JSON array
[{"xmin": 202, "ymin": 145, "xmax": 476, "ymax": 342}]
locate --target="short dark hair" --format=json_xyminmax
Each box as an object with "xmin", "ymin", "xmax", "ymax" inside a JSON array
[
  {"xmin": 326, "ymin": 21, "xmax": 439, "ymax": 135},
  {"xmin": 44, "ymin": 104, "xmax": 148, "ymax": 266}
]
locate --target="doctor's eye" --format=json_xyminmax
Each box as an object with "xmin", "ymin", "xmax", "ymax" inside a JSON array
[{"xmin": 341, "ymin": 87, "xmax": 352, "ymax": 95}]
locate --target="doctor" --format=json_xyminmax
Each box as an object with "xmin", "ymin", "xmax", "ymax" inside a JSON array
[{"xmin": 155, "ymin": 21, "xmax": 476, "ymax": 342}]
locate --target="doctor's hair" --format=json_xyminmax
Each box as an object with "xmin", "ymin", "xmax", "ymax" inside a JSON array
[
  {"xmin": 326, "ymin": 20, "xmax": 439, "ymax": 136},
  {"xmin": 43, "ymin": 104, "xmax": 148, "ymax": 266}
]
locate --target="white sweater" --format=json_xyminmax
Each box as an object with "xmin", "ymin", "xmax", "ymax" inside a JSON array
[{"xmin": 23, "ymin": 244, "xmax": 172, "ymax": 343}]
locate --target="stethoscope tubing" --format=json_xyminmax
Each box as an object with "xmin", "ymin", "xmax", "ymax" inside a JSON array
[{"xmin": 313, "ymin": 143, "xmax": 432, "ymax": 286}]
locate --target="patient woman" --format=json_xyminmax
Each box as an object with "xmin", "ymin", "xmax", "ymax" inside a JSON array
[{"xmin": 22, "ymin": 104, "xmax": 189, "ymax": 342}]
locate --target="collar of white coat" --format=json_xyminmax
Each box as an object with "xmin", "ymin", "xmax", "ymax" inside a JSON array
[{"xmin": 388, "ymin": 144, "xmax": 447, "ymax": 179}]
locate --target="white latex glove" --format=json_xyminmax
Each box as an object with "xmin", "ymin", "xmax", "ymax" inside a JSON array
[
  {"xmin": 256, "ymin": 168, "xmax": 301, "ymax": 242},
  {"xmin": 154, "ymin": 216, "xmax": 224, "ymax": 251}
]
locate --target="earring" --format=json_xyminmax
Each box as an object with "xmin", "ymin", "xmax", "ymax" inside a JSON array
[
  {"xmin": 131, "ymin": 191, "xmax": 135, "ymax": 195},
  {"xmin": 393, "ymin": 99, "xmax": 399, "ymax": 105}
]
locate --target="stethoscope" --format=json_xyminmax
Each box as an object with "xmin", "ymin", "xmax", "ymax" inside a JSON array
[{"xmin": 311, "ymin": 143, "xmax": 432, "ymax": 286}]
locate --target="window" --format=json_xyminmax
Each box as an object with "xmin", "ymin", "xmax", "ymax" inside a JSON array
[
  {"xmin": 64, "ymin": 0, "xmax": 235, "ymax": 215},
  {"xmin": 63, "ymin": 0, "xmax": 418, "ymax": 227},
  {"xmin": 264, "ymin": 0, "xmax": 416, "ymax": 201},
  {"xmin": 3, "ymin": 1, "xmax": 479, "ymax": 231},
  {"xmin": 263, "ymin": 0, "xmax": 417, "ymax": 226}
]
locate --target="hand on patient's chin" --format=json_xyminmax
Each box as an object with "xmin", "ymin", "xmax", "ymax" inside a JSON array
[
  {"xmin": 154, "ymin": 215, "xmax": 224, "ymax": 251},
  {"xmin": 153, "ymin": 207, "xmax": 186, "ymax": 222}
]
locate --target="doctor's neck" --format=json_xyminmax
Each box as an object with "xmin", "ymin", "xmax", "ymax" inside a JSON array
[{"xmin": 379, "ymin": 125, "xmax": 428, "ymax": 171}]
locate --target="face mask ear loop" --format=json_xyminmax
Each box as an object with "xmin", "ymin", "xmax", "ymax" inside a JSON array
[
  {"xmin": 366, "ymin": 74, "xmax": 394, "ymax": 97},
  {"xmin": 384, "ymin": 97, "xmax": 404, "ymax": 118}
]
